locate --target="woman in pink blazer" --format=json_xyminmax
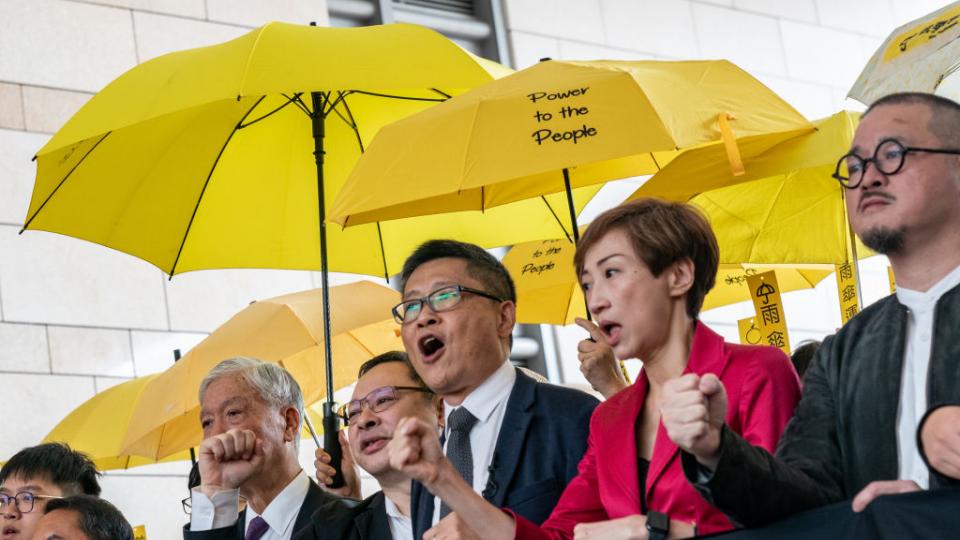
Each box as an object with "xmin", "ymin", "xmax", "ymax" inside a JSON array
[{"xmin": 388, "ymin": 198, "xmax": 801, "ymax": 539}]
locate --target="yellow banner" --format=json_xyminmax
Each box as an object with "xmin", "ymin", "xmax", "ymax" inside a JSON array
[
  {"xmin": 746, "ymin": 270, "xmax": 791, "ymax": 355},
  {"xmin": 738, "ymin": 316, "xmax": 763, "ymax": 346},
  {"xmin": 883, "ymin": 4, "xmax": 960, "ymax": 62},
  {"xmin": 888, "ymin": 266, "xmax": 897, "ymax": 293},
  {"xmin": 134, "ymin": 525, "xmax": 147, "ymax": 540},
  {"xmin": 835, "ymin": 262, "xmax": 860, "ymax": 325}
]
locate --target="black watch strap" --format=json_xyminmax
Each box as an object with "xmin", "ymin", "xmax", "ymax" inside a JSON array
[{"xmin": 647, "ymin": 510, "xmax": 670, "ymax": 540}]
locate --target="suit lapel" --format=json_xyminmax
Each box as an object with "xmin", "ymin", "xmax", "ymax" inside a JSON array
[
  {"xmin": 486, "ymin": 368, "xmax": 535, "ymax": 508},
  {"xmin": 354, "ymin": 492, "xmax": 392, "ymax": 540},
  {"xmin": 615, "ymin": 377, "xmax": 646, "ymax": 513},
  {"xmin": 411, "ymin": 480, "xmax": 433, "ymax": 540}
]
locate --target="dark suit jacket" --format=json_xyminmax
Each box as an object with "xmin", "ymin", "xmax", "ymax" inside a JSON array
[
  {"xmin": 682, "ymin": 284, "xmax": 960, "ymax": 528},
  {"xmin": 293, "ymin": 491, "xmax": 392, "ymax": 540},
  {"xmin": 411, "ymin": 367, "xmax": 599, "ymax": 539},
  {"xmin": 183, "ymin": 479, "xmax": 344, "ymax": 539}
]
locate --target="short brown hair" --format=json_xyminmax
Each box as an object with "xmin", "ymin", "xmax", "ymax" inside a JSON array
[{"xmin": 573, "ymin": 198, "xmax": 719, "ymax": 318}]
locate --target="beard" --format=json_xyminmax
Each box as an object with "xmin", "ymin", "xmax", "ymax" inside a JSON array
[{"xmin": 861, "ymin": 226, "xmax": 905, "ymax": 254}]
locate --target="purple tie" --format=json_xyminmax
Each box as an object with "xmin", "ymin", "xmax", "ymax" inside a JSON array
[{"xmin": 245, "ymin": 516, "xmax": 269, "ymax": 540}]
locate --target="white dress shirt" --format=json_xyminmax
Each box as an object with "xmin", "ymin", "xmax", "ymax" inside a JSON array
[
  {"xmin": 384, "ymin": 493, "xmax": 414, "ymax": 540},
  {"xmin": 190, "ymin": 470, "xmax": 311, "ymax": 539},
  {"xmin": 432, "ymin": 360, "xmax": 516, "ymax": 525},
  {"xmin": 894, "ymin": 263, "xmax": 960, "ymax": 489}
]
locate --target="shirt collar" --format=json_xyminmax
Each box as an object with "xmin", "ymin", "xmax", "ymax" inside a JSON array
[
  {"xmin": 247, "ymin": 470, "xmax": 309, "ymax": 536},
  {"xmin": 445, "ymin": 360, "xmax": 515, "ymax": 428},
  {"xmin": 383, "ymin": 494, "xmax": 408, "ymax": 520},
  {"xmin": 896, "ymin": 263, "xmax": 960, "ymax": 309}
]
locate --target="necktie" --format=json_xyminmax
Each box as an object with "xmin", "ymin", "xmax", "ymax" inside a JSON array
[
  {"xmin": 245, "ymin": 516, "xmax": 269, "ymax": 540},
  {"xmin": 440, "ymin": 406, "xmax": 479, "ymax": 518}
]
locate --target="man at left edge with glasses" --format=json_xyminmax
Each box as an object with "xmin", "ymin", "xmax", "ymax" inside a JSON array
[{"xmin": 0, "ymin": 442, "xmax": 102, "ymax": 540}]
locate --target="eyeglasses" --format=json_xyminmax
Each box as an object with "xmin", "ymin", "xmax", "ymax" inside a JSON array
[
  {"xmin": 337, "ymin": 385, "xmax": 433, "ymax": 425},
  {"xmin": 392, "ymin": 285, "xmax": 503, "ymax": 324},
  {"xmin": 833, "ymin": 138, "xmax": 960, "ymax": 189},
  {"xmin": 0, "ymin": 492, "xmax": 63, "ymax": 514}
]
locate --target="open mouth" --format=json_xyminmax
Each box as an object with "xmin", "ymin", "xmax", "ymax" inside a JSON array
[
  {"xmin": 418, "ymin": 335, "xmax": 446, "ymax": 361},
  {"xmin": 3, "ymin": 526, "xmax": 19, "ymax": 539},
  {"xmin": 360, "ymin": 436, "xmax": 389, "ymax": 455},
  {"xmin": 600, "ymin": 322, "xmax": 622, "ymax": 346}
]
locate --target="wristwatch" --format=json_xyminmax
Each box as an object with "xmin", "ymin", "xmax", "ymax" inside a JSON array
[{"xmin": 646, "ymin": 510, "xmax": 670, "ymax": 540}]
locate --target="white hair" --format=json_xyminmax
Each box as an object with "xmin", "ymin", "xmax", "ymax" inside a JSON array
[{"xmin": 199, "ymin": 357, "xmax": 304, "ymax": 449}]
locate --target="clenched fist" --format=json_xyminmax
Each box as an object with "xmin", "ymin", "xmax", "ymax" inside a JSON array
[
  {"xmin": 197, "ymin": 428, "xmax": 265, "ymax": 497},
  {"xmin": 388, "ymin": 416, "xmax": 448, "ymax": 488},
  {"xmin": 661, "ymin": 373, "xmax": 727, "ymax": 469}
]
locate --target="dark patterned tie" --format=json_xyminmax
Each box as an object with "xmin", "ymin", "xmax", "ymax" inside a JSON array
[
  {"xmin": 245, "ymin": 516, "xmax": 269, "ymax": 540},
  {"xmin": 439, "ymin": 406, "xmax": 479, "ymax": 519}
]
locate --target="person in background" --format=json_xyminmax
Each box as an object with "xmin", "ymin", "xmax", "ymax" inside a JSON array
[
  {"xmin": 31, "ymin": 495, "xmax": 133, "ymax": 540},
  {"xmin": 307, "ymin": 351, "xmax": 442, "ymax": 539},
  {"xmin": 0, "ymin": 443, "xmax": 101, "ymax": 540},
  {"xmin": 789, "ymin": 340, "xmax": 821, "ymax": 383},
  {"xmin": 388, "ymin": 200, "xmax": 801, "ymax": 538}
]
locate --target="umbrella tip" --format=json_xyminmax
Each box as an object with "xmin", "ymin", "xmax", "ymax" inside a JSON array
[
  {"xmin": 31, "ymin": 155, "xmax": 37, "ymax": 162},
  {"xmin": 539, "ymin": 57, "xmax": 552, "ymax": 62},
  {"xmin": 309, "ymin": 21, "xmax": 317, "ymax": 26}
]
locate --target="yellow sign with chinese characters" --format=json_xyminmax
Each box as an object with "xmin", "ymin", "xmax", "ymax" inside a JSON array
[
  {"xmin": 882, "ymin": 4, "xmax": 960, "ymax": 62},
  {"xmin": 133, "ymin": 525, "xmax": 147, "ymax": 540},
  {"xmin": 835, "ymin": 262, "xmax": 860, "ymax": 325},
  {"xmin": 888, "ymin": 266, "xmax": 897, "ymax": 293},
  {"xmin": 738, "ymin": 316, "xmax": 763, "ymax": 346},
  {"xmin": 746, "ymin": 270, "xmax": 791, "ymax": 355}
]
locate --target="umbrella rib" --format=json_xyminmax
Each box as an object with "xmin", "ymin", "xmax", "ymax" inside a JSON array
[
  {"xmin": 237, "ymin": 93, "xmax": 305, "ymax": 129},
  {"xmin": 21, "ymin": 132, "xmax": 112, "ymax": 232},
  {"xmin": 335, "ymin": 92, "xmax": 365, "ymax": 153},
  {"xmin": 168, "ymin": 96, "xmax": 266, "ymax": 277},
  {"xmin": 349, "ymin": 89, "xmax": 447, "ymax": 103},
  {"xmin": 539, "ymin": 195, "xmax": 572, "ymax": 242}
]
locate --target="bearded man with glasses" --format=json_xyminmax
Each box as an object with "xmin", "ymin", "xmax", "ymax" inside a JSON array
[
  {"xmin": 655, "ymin": 92, "xmax": 960, "ymax": 531},
  {"xmin": 382, "ymin": 239, "xmax": 598, "ymax": 540}
]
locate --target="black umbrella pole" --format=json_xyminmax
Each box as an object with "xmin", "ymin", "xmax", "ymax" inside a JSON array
[
  {"xmin": 562, "ymin": 168, "xmax": 590, "ymax": 322},
  {"xmin": 311, "ymin": 91, "xmax": 345, "ymax": 488}
]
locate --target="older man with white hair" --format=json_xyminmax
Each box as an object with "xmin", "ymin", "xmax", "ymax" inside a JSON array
[{"xmin": 183, "ymin": 357, "xmax": 345, "ymax": 540}]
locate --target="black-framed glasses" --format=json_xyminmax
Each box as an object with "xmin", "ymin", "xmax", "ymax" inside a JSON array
[
  {"xmin": 0, "ymin": 492, "xmax": 63, "ymax": 514},
  {"xmin": 392, "ymin": 285, "xmax": 503, "ymax": 324},
  {"xmin": 337, "ymin": 385, "xmax": 433, "ymax": 425},
  {"xmin": 833, "ymin": 138, "xmax": 960, "ymax": 189}
]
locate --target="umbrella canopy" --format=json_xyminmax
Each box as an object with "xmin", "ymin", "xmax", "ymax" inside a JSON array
[
  {"xmin": 628, "ymin": 111, "xmax": 871, "ymax": 265},
  {"xmin": 502, "ymin": 237, "xmax": 832, "ymax": 326},
  {"xmin": 20, "ymin": 21, "xmax": 589, "ymax": 278},
  {"xmin": 329, "ymin": 58, "xmax": 811, "ymax": 227},
  {"xmin": 120, "ymin": 281, "xmax": 403, "ymax": 460},
  {"xmin": 39, "ymin": 375, "xmax": 191, "ymax": 471},
  {"xmin": 849, "ymin": 1, "xmax": 960, "ymax": 104}
]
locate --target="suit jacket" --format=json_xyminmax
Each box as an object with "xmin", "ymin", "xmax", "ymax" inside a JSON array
[
  {"xmin": 411, "ymin": 367, "xmax": 599, "ymax": 539},
  {"xmin": 183, "ymin": 479, "xmax": 344, "ymax": 540},
  {"xmin": 684, "ymin": 283, "xmax": 960, "ymax": 528},
  {"xmin": 512, "ymin": 322, "xmax": 801, "ymax": 538},
  {"xmin": 293, "ymin": 491, "xmax": 391, "ymax": 540}
]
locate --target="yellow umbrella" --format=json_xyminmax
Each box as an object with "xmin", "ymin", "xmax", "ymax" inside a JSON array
[
  {"xmin": 330, "ymin": 58, "xmax": 811, "ymax": 228},
  {"xmin": 120, "ymin": 281, "xmax": 403, "ymax": 460},
  {"xmin": 849, "ymin": 1, "xmax": 960, "ymax": 105},
  {"xmin": 503, "ymin": 237, "xmax": 832, "ymax": 326},
  {"xmin": 39, "ymin": 375, "xmax": 191, "ymax": 471},
  {"xmin": 628, "ymin": 111, "xmax": 871, "ymax": 265}
]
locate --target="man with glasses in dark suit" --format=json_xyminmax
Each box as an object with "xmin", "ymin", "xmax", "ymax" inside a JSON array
[{"xmin": 389, "ymin": 239, "xmax": 599, "ymax": 540}]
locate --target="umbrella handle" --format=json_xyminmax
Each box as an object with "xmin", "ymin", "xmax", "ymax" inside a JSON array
[{"xmin": 322, "ymin": 402, "xmax": 346, "ymax": 489}]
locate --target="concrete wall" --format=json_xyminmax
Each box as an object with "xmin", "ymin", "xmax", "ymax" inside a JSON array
[{"xmin": 0, "ymin": 0, "xmax": 948, "ymax": 537}]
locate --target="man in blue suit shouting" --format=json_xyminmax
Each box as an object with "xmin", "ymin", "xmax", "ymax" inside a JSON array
[{"xmin": 392, "ymin": 239, "xmax": 599, "ymax": 539}]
